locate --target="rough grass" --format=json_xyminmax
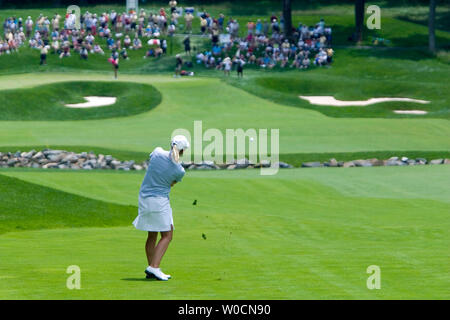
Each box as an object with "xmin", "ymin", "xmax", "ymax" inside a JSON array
[
  {"xmin": 0, "ymin": 81, "xmax": 162, "ymax": 121},
  {"xmin": 0, "ymin": 174, "xmax": 136, "ymax": 234}
]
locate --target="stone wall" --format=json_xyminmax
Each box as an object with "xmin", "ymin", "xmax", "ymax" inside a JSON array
[{"xmin": 0, "ymin": 149, "xmax": 448, "ymax": 171}]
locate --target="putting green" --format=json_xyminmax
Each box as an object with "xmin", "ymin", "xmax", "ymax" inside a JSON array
[
  {"xmin": 0, "ymin": 166, "xmax": 448, "ymax": 299},
  {"xmin": 0, "ymin": 73, "xmax": 449, "ymax": 155}
]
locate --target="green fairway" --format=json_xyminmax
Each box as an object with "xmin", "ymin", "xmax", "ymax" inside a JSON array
[
  {"xmin": 0, "ymin": 166, "xmax": 448, "ymax": 299},
  {"xmin": 0, "ymin": 73, "xmax": 449, "ymax": 156},
  {"xmin": 0, "ymin": 1, "xmax": 449, "ymax": 301}
]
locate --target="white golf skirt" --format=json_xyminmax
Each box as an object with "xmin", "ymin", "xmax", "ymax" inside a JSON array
[{"xmin": 132, "ymin": 196, "xmax": 174, "ymax": 232}]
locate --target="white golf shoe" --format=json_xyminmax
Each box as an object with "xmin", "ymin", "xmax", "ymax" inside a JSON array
[{"xmin": 145, "ymin": 266, "xmax": 168, "ymax": 281}]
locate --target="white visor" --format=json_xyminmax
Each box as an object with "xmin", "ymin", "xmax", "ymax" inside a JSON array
[{"xmin": 171, "ymin": 135, "xmax": 190, "ymax": 151}]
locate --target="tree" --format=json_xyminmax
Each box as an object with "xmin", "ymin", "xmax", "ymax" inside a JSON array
[
  {"xmin": 354, "ymin": 0, "xmax": 366, "ymax": 43},
  {"xmin": 428, "ymin": 0, "xmax": 436, "ymax": 53},
  {"xmin": 283, "ymin": 0, "xmax": 293, "ymax": 39}
]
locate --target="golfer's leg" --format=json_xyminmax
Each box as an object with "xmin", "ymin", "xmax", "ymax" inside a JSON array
[
  {"xmin": 145, "ymin": 232, "xmax": 158, "ymax": 266},
  {"xmin": 150, "ymin": 226, "xmax": 173, "ymax": 268}
]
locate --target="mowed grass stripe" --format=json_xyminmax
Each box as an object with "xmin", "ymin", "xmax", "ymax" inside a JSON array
[{"xmin": 2, "ymin": 165, "xmax": 449, "ymax": 205}]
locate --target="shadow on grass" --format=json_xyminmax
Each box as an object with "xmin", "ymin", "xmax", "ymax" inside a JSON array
[
  {"xmin": 388, "ymin": 34, "xmax": 450, "ymax": 51},
  {"xmin": 121, "ymin": 277, "xmax": 158, "ymax": 282},
  {"xmin": 396, "ymin": 11, "xmax": 450, "ymax": 32},
  {"xmin": 347, "ymin": 47, "xmax": 436, "ymax": 61}
]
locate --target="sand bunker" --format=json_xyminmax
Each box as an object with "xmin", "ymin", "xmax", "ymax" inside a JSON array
[
  {"xmin": 299, "ymin": 96, "xmax": 430, "ymax": 107},
  {"xmin": 393, "ymin": 110, "xmax": 428, "ymax": 115},
  {"xmin": 65, "ymin": 96, "xmax": 117, "ymax": 108}
]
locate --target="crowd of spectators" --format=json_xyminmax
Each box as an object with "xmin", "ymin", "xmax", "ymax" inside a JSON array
[
  {"xmin": 194, "ymin": 14, "xmax": 334, "ymax": 72},
  {"xmin": 1, "ymin": 0, "xmax": 334, "ymax": 74}
]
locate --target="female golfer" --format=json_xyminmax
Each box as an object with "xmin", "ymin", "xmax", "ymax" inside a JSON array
[{"xmin": 132, "ymin": 135, "xmax": 189, "ymax": 281}]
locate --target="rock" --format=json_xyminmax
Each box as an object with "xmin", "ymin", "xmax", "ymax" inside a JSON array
[
  {"xmin": 276, "ymin": 162, "xmax": 293, "ymax": 169},
  {"xmin": 85, "ymin": 159, "xmax": 98, "ymax": 168},
  {"xmin": 353, "ymin": 159, "xmax": 372, "ymax": 167},
  {"xmin": 325, "ymin": 158, "xmax": 338, "ymax": 167},
  {"xmin": 430, "ymin": 159, "xmax": 443, "ymax": 165},
  {"xmin": 196, "ymin": 165, "xmax": 214, "ymax": 170},
  {"xmin": 388, "ymin": 156, "xmax": 399, "ymax": 161},
  {"xmin": 236, "ymin": 158, "xmax": 249, "ymax": 165},
  {"xmin": 62, "ymin": 154, "xmax": 79, "ymax": 163},
  {"xmin": 227, "ymin": 164, "xmax": 237, "ymax": 170},
  {"xmin": 260, "ymin": 160, "xmax": 271, "ymax": 168},
  {"xmin": 302, "ymin": 161, "xmax": 321, "ymax": 168},
  {"xmin": 370, "ymin": 159, "xmax": 385, "ymax": 166},
  {"xmin": 201, "ymin": 160, "xmax": 215, "ymax": 167},
  {"xmin": 343, "ymin": 161, "xmax": 355, "ymax": 168},
  {"xmin": 32, "ymin": 151, "xmax": 44, "ymax": 160},
  {"xmin": 386, "ymin": 159, "xmax": 400, "ymax": 166},
  {"xmin": 416, "ymin": 158, "xmax": 427, "ymax": 165},
  {"xmin": 187, "ymin": 164, "xmax": 196, "ymax": 170},
  {"xmin": 58, "ymin": 164, "xmax": 69, "ymax": 169},
  {"xmin": 7, "ymin": 158, "xmax": 18, "ymax": 167},
  {"xmin": 42, "ymin": 162, "xmax": 59, "ymax": 169},
  {"xmin": 235, "ymin": 158, "xmax": 249, "ymax": 168},
  {"xmin": 216, "ymin": 163, "xmax": 229, "ymax": 169},
  {"xmin": 110, "ymin": 160, "xmax": 121, "ymax": 169},
  {"xmin": 180, "ymin": 162, "xmax": 192, "ymax": 169},
  {"xmin": 132, "ymin": 164, "xmax": 143, "ymax": 171},
  {"xmin": 23, "ymin": 150, "xmax": 36, "ymax": 158},
  {"xmin": 401, "ymin": 156, "xmax": 408, "ymax": 162},
  {"xmin": 44, "ymin": 150, "xmax": 64, "ymax": 156},
  {"xmin": 444, "ymin": 159, "xmax": 450, "ymax": 165},
  {"xmin": 47, "ymin": 153, "xmax": 65, "ymax": 162}
]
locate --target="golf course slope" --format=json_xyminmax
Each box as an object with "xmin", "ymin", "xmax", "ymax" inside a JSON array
[{"xmin": 0, "ymin": 166, "xmax": 448, "ymax": 299}]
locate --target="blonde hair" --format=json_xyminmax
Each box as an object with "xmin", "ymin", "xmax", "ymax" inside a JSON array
[{"xmin": 171, "ymin": 145, "xmax": 180, "ymax": 163}]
